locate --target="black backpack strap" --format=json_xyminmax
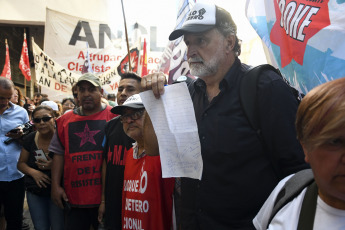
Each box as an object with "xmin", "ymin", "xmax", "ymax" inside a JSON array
[
  {"xmin": 297, "ymin": 181, "xmax": 318, "ymax": 230},
  {"xmin": 240, "ymin": 64, "xmax": 283, "ymax": 178},
  {"xmin": 267, "ymin": 169, "xmax": 314, "ymax": 228},
  {"xmin": 240, "ymin": 64, "xmax": 281, "ymax": 132}
]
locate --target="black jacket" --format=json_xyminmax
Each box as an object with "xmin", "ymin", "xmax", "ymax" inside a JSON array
[{"xmin": 180, "ymin": 58, "xmax": 308, "ymax": 229}]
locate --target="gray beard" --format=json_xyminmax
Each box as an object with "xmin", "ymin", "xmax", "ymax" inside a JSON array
[{"xmin": 189, "ymin": 59, "xmax": 218, "ymax": 78}]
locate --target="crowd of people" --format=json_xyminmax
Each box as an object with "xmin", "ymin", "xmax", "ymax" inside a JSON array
[{"xmin": 0, "ymin": 2, "xmax": 344, "ymax": 230}]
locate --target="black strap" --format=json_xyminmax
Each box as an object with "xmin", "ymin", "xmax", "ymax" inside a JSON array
[
  {"xmin": 240, "ymin": 64, "xmax": 281, "ymax": 131},
  {"xmin": 267, "ymin": 169, "xmax": 314, "ymax": 228},
  {"xmin": 240, "ymin": 64, "xmax": 285, "ymax": 179},
  {"xmin": 297, "ymin": 182, "xmax": 318, "ymax": 230}
]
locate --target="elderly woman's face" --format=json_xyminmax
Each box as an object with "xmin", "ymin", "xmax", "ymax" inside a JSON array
[{"xmin": 303, "ymin": 134, "xmax": 345, "ymax": 209}]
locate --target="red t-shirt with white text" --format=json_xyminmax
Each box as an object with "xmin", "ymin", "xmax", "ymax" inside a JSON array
[{"xmin": 122, "ymin": 148, "xmax": 174, "ymax": 230}]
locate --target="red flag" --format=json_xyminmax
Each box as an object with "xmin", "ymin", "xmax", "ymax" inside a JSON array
[
  {"xmin": 141, "ymin": 38, "xmax": 148, "ymax": 77},
  {"xmin": 19, "ymin": 33, "xmax": 31, "ymax": 81},
  {"xmin": 1, "ymin": 40, "xmax": 11, "ymax": 79}
]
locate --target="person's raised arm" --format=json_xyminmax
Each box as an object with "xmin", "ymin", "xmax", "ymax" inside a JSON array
[
  {"xmin": 141, "ymin": 72, "xmax": 167, "ymax": 99},
  {"xmin": 143, "ymin": 112, "xmax": 159, "ymax": 156}
]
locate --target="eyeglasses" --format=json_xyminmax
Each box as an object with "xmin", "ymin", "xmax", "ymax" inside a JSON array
[
  {"xmin": 33, "ymin": 117, "xmax": 53, "ymax": 123},
  {"xmin": 63, "ymin": 103, "xmax": 75, "ymax": 108},
  {"xmin": 120, "ymin": 110, "xmax": 144, "ymax": 123}
]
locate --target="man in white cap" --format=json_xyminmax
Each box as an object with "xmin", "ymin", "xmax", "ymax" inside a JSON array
[
  {"xmin": 97, "ymin": 72, "xmax": 142, "ymax": 230},
  {"xmin": 50, "ymin": 73, "xmax": 117, "ymax": 230},
  {"xmin": 112, "ymin": 94, "xmax": 174, "ymax": 230},
  {"xmin": 141, "ymin": 2, "xmax": 308, "ymax": 229}
]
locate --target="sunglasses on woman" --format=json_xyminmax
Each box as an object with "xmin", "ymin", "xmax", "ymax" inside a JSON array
[{"xmin": 33, "ymin": 117, "xmax": 53, "ymax": 123}]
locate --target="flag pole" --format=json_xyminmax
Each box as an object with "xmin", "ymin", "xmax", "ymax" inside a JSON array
[
  {"xmin": 120, "ymin": 0, "xmax": 132, "ymax": 72},
  {"xmin": 24, "ymin": 29, "xmax": 27, "ymax": 96},
  {"xmin": 31, "ymin": 37, "xmax": 39, "ymax": 94}
]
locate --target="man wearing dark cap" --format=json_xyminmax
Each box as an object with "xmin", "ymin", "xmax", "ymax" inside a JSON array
[
  {"xmin": 141, "ymin": 2, "xmax": 308, "ymax": 229},
  {"xmin": 50, "ymin": 73, "xmax": 117, "ymax": 230}
]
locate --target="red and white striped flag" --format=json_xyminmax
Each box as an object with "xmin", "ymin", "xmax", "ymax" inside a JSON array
[
  {"xmin": 1, "ymin": 39, "xmax": 11, "ymax": 79},
  {"xmin": 158, "ymin": 0, "xmax": 196, "ymax": 84},
  {"xmin": 19, "ymin": 33, "xmax": 31, "ymax": 81}
]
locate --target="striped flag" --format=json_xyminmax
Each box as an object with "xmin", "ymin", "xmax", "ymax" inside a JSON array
[{"xmin": 158, "ymin": 0, "xmax": 196, "ymax": 84}]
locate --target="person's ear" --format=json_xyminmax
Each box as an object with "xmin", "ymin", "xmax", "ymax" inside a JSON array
[
  {"xmin": 301, "ymin": 142, "xmax": 310, "ymax": 163},
  {"xmin": 225, "ymin": 34, "xmax": 236, "ymax": 53}
]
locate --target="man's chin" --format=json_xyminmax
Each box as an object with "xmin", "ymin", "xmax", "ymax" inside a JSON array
[
  {"xmin": 118, "ymin": 99, "xmax": 126, "ymax": 105},
  {"xmin": 81, "ymin": 104, "xmax": 94, "ymax": 111},
  {"xmin": 190, "ymin": 70, "xmax": 206, "ymax": 78}
]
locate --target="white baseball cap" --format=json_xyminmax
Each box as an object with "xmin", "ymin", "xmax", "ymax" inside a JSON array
[
  {"xmin": 169, "ymin": 2, "xmax": 236, "ymax": 41},
  {"xmin": 41, "ymin": 101, "xmax": 59, "ymax": 111},
  {"xmin": 111, "ymin": 94, "xmax": 144, "ymax": 115}
]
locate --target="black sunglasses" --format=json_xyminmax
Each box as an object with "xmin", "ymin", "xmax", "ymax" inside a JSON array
[{"xmin": 33, "ymin": 117, "xmax": 53, "ymax": 123}]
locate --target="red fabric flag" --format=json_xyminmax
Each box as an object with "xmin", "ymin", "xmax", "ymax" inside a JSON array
[
  {"xmin": 19, "ymin": 33, "xmax": 31, "ymax": 81},
  {"xmin": 141, "ymin": 38, "xmax": 148, "ymax": 77},
  {"xmin": 1, "ymin": 40, "xmax": 11, "ymax": 79}
]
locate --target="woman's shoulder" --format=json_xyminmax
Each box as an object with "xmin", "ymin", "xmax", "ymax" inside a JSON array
[{"xmin": 22, "ymin": 131, "xmax": 37, "ymax": 143}]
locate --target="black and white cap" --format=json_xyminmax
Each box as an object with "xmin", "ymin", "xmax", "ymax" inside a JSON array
[
  {"xmin": 169, "ymin": 2, "xmax": 236, "ymax": 41},
  {"xmin": 111, "ymin": 94, "xmax": 144, "ymax": 115}
]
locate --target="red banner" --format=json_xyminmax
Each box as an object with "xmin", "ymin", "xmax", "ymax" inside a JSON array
[
  {"xmin": 1, "ymin": 41, "xmax": 11, "ymax": 80},
  {"xmin": 19, "ymin": 33, "xmax": 31, "ymax": 81}
]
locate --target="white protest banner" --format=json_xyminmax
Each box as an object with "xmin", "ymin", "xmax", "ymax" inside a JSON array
[
  {"xmin": 45, "ymin": 9, "xmax": 164, "ymax": 76},
  {"xmin": 33, "ymin": 40, "xmax": 121, "ymax": 94},
  {"xmin": 33, "ymin": 40, "xmax": 79, "ymax": 93},
  {"xmin": 44, "ymin": 8, "xmax": 122, "ymax": 74}
]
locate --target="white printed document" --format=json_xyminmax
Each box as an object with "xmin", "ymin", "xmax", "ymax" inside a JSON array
[{"xmin": 140, "ymin": 83, "xmax": 203, "ymax": 180}]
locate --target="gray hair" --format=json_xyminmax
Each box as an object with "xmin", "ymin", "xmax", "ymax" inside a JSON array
[
  {"xmin": 0, "ymin": 78, "xmax": 14, "ymax": 90},
  {"xmin": 216, "ymin": 6, "xmax": 241, "ymax": 56}
]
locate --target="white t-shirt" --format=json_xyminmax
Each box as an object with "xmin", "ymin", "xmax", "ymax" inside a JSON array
[{"xmin": 253, "ymin": 175, "xmax": 345, "ymax": 230}]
